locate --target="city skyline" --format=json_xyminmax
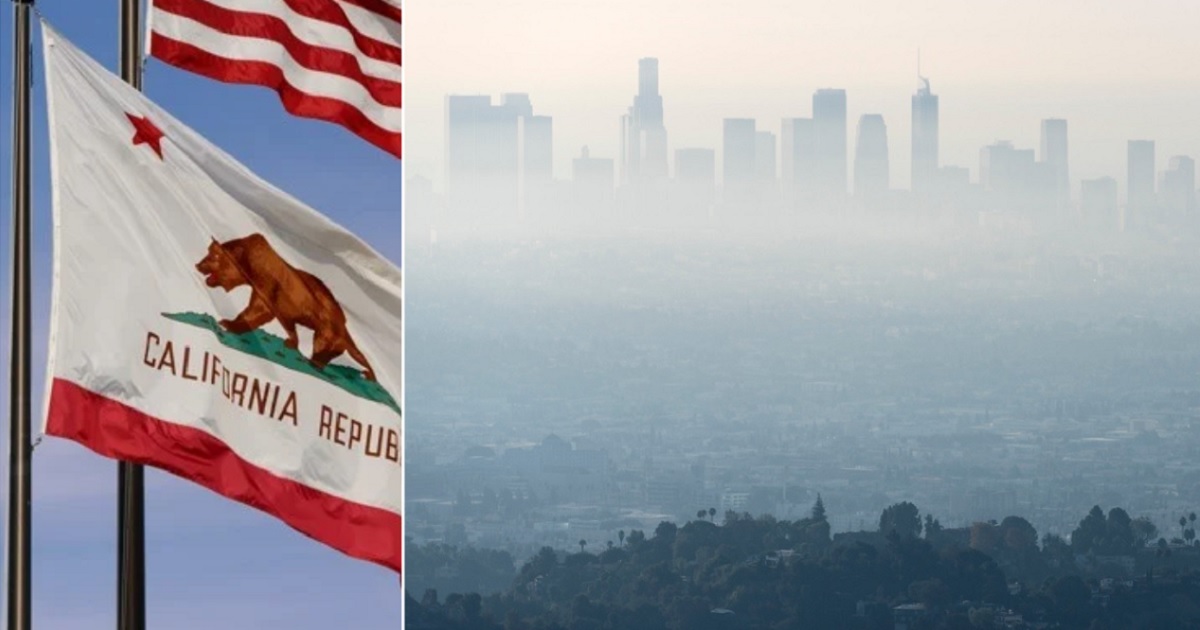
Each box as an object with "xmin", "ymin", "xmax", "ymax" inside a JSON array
[
  {"xmin": 408, "ymin": 0, "xmax": 1200, "ymax": 194},
  {"xmin": 417, "ymin": 71, "xmax": 1200, "ymax": 205},
  {"xmin": 428, "ymin": 60, "xmax": 1197, "ymax": 226}
]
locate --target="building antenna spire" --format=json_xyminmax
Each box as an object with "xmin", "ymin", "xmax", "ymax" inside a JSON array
[{"xmin": 917, "ymin": 48, "xmax": 930, "ymax": 93}]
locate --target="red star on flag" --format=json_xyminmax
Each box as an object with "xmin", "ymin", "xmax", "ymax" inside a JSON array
[{"xmin": 125, "ymin": 112, "xmax": 165, "ymax": 159}]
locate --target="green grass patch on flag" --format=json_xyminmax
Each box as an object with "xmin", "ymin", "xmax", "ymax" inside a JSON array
[{"xmin": 163, "ymin": 311, "xmax": 400, "ymax": 416}]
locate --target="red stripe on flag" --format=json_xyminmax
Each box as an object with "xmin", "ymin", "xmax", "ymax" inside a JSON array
[
  {"xmin": 46, "ymin": 378, "xmax": 402, "ymax": 573},
  {"xmin": 156, "ymin": 0, "xmax": 401, "ymax": 107},
  {"xmin": 281, "ymin": 0, "xmax": 401, "ymax": 63},
  {"xmin": 151, "ymin": 33, "xmax": 401, "ymax": 158},
  {"xmin": 335, "ymin": 0, "xmax": 401, "ymax": 24}
]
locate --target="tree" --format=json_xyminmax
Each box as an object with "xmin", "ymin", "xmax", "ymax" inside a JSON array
[
  {"xmin": 924, "ymin": 514, "xmax": 943, "ymax": 538},
  {"xmin": 812, "ymin": 495, "xmax": 827, "ymax": 522},
  {"xmin": 1072, "ymin": 506, "xmax": 1107, "ymax": 554},
  {"xmin": 708, "ymin": 507, "xmax": 716, "ymax": 522},
  {"xmin": 1000, "ymin": 515, "xmax": 1038, "ymax": 552},
  {"xmin": 463, "ymin": 593, "xmax": 482, "ymax": 621},
  {"xmin": 1104, "ymin": 507, "xmax": 1134, "ymax": 554},
  {"xmin": 579, "ymin": 539, "xmax": 587, "ymax": 553},
  {"xmin": 879, "ymin": 501, "xmax": 922, "ymax": 538},
  {"xmin": 619, "ymin": 530, "xmax": 626, "ymax": 546},
  {"xmin": 697, "ymin": 509, "xmax": 706, "ymax": 521},
  {"xmin": 1131, "ymin": 517, "xmax": 1158, "ymax": 548}
]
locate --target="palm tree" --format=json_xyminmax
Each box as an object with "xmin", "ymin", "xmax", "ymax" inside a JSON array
[
  {"xmin": 618, "ymin": 530, "xmax": 625, "ymax": 546},
  {"xmin": 579, "ymin": 539, "xmax": 587, "ymax": 553},
  {"xmin": 709, "ymin": 507, "xmax": 717, "ymax": 522}
]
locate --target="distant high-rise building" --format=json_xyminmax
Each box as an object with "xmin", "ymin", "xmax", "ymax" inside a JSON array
[
  {"xmin": 723, "ymin": 118, "xmax": 758, "ymax": 208},
  {"xmin": 676, "ymin": 148, "xmax": 716, "ymax": 182},
  {"xmin": 1040, "ymin": 119, "xmax": 1069, "ymax": 207},
  {"xmin": 572, "ymin": 145, "xmax": 614, "ymax": 210},
  {"xmin": 620, "ymin": 58, "xmax": 669, "ymax": 187},
  {"xmin": 853, "ymin": 114, "xmax": 889, "ymax": 197},
  {"xmin": 981, "ymin": 140, "xmax": 1049, "ymax": 211},
  {"xmin": 781, "ymin": 117, "xmax": 816, "ymax": 207},
  {"xmin": 1127, "ymin": 140, "xmax": 1156, "ymax": 221},
  {"xmin": 1081, "ymin": 176, "xmax": 1119, "ymax": 230},
  {"xmin": 522, "ymin": 114, "xmax": 554, "ymax": 211},
  {"xmin": 1160, "ymin": 156, "xmax": 1196, "ymax": 217},
  {"xmin": 445, "ymin": 94, "xmax": 521, "ymax": 217},
  {"xmin": 443, "ymin": 93, "xmax": 553, "ymax": 220},
  {"xmin": 673, "ymin": 148, "xmax": 716, "ymax": 214},
  {"xmin": 723, "ymin": 118, "xmax": 757, "ymax": 186},
  {"xmin": 812, "ymin": 89, "xmax": 848, "ymax": 201},
  {"xmin": 911, "ymin": 70, "xmax": 939, "ymax": 195}
]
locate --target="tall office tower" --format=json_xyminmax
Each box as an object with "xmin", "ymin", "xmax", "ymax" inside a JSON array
[
  {"xmin": 911, "ymin": 70, "xmax": 939, "ymax": 195},
  {"xmin": 522, "ymin": 114, "xmax": 554, "ymax": 213},
  {"xmin": 781, "ymin": 117, "xmax": 816, "ymax": 208},
  {"xmin": 723, "ymin": 118, "xmax": 758, "ymax": 208},
  {"xmin": 445, "ymin": 94, "xmax": 521, "ymax": 218},
  {"xmin": 980, "ymin": 140, "xmax": 1037, "ymax": 210},
  {"xmin": 673, "ymin": 148, "xmax": 717, "ymax": 214},
  {"xmin": 620, "ymin": 58, "xmax": 669, "ymax": 186},
  {"xmin": 1081, "ymin": 176, "xmax": 1119, "ymax": 230},
  {"xmin": 1127, "ymin": 140, "xmax": 1156, "ymax": 224},
  {"xmin": 572, "ymin": 146, "xmax": 615, "ymax": 212},
  {"xmin": 1160, "ymin": 156, "xmax": 1196, "ymax": 217},
  {"xmin": 813, "ymin": 89, "xmax": 848, "ymax": 202},
  {"xmin": 445, "ymin": 93, "xmax": 552, "ymax": 220},
  {"xmin": 853, "ymin": 114, "xmax": 889, "ymax": 198},
  {"xmin": 1040, "ymin": 119, "xmax": 1069, "ymax": 208}
]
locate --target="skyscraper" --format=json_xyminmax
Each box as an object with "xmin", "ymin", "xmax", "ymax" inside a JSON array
[
  {"xmin": 673, "ymin": 148, "xmax": 716, "ymax": 214},
  {"xmin": 1127, "ymin": 140, "xmax": 1156, "ymax": 223},
  {"xmin": 620, "ymin": 58, "xmax": 669, "ymax": 186},
  {"xmin": 1040, "ymin": 119, "xmax": 1069, "ymax": 207},
  {"xmin": 522, "ymin": 114, "xmax": 554, "ymax": 213},
  {"xmin": 445, "ymin": 93, "xmax": 552, "ymax": 220},
  {"xmin": 1081, "ymin": 176, "xmax": 1119, "ymax": 231},
  {"xmin": 781, "ymin": 117, "xmax": 816, "ymax": 208},
  {"xmin": 812, "ymin": 89, "xmax": 847, "ymax": 202},
  {"xmin": 445, "ymin": 94, "xmax": 521, "ymax": 218},
  {"xmin": 854, "ymin": 114, "xmax": 889, "ymax": 198},
  {"xmin": 911, "ymin": 71, "xmax": 939, "ymax": 195},
  {"xmin": 1160, "ymin": 156, "xmax": 1195, "ymax": 217},
  {"xmin": 980, "ymin": 140, "xmax": 1038, "ymax": 210},
  {"xmin": 723, "ymin": 118, "xmax": 758, "ymax": 208},
  {"xmin": 572, "ymin": 145, "xmax": 614, "ymax": 212}
]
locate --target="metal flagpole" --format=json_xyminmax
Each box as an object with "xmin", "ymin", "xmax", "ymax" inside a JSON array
[
  {"xmin": 6, "ymin": 0, "xmax": 35, "ymax": 628},
  {"xmin": 116, "ymin": 1, "xmax": 146, "ymax": 629}
]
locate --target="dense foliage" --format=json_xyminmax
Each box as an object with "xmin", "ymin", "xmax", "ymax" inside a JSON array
[{"xmin": 406, "ymin": 502, "xmax": 1200, "ymax": 629}]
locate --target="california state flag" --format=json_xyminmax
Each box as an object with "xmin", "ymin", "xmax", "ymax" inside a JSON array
[{"xmin": 41, "ymin": 21, "xmax": 402, "ymax": 572}]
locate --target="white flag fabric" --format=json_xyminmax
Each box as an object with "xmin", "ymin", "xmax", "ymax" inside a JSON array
[{"xmin": 41, "ymin": 20, "xmax": 402, "ymax": 572}]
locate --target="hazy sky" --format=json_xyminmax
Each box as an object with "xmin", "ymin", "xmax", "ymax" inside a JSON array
[
  {"xmin": 0, "ymin": 4, "xmax": 400, "ymax": 628},
  {"xmin": 407, "ymin": 0, "xmax": 1200, "ymax": 193}
]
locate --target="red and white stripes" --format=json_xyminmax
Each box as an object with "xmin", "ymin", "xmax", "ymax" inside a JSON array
[{"xmin": 148, "ymin": 0, "xmax": 402, "ymax": 158}]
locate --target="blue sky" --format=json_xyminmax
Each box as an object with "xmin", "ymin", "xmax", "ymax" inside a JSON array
[{"xmin": 0, "ymin": 3, "xmax": 401, "ymax": 628}]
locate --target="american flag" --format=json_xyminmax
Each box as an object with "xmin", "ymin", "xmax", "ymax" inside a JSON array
[{"xmin": 147, "ymin": 0, "xmax": 402, "ymax": 158}]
